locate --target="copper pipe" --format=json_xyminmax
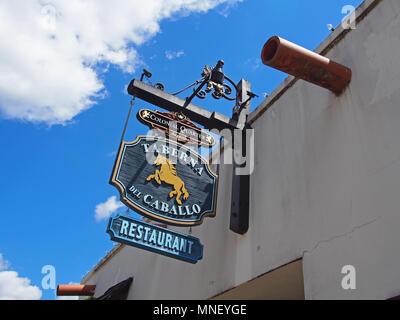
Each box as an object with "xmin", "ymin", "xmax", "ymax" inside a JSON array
[
  {"xmin": 261, "ymin": 36, "xmax": 352, "ymax": 94},
  {"xmin": 57, "ymin": 284, "xmax": 96, "ymax": 296}
]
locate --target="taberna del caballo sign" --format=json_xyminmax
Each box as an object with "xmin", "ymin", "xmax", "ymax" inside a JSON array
[{"xmin": 109, "ymin": 135, "xmax": 218, "ymax": 227}]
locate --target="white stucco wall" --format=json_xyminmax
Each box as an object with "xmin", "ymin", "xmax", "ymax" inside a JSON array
[
  {"xmin": 83, "ymin": 0, "xmax": 400, "ymax": 299},
  {"xmin": 249, "ymin": 0, "xmax": 400, "ymax": 299}
]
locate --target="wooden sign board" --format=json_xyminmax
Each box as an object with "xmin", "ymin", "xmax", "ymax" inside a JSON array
[{"xmin": 110, "ymin": 136, "xmax": 218, "ymax": 226}]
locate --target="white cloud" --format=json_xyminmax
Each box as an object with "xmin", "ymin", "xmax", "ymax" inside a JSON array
[
  {"xmin": 0, "ymin": 272, "xmax": 42, "ymax": 300},
  {"xmin": 0, "ymin": 254, "xmax": 42, "ymax": 300},
  {"xmin": 0, "ymin": 254, "xmax": 10, "ymax": 271},
  {"xmin": 216, "ymin": 0, "xmax": 243, "ymax": 17},
  {"xmin": 95, "ymin": 196, "xmax": 124, "ymax": 221},
  {"xmin": 165, "ymin": 50, "xmax": 185, "ymax": 60},
  {"xmin": 245, "ymin": 57, "xmax": 262, "ymax": 71},
  {"xmin": 108, "ymin": 150, "xmax": 118, "ymax": 158},
  {"xmin": 0, "ymin": 0, "xmax": 241, "ymax": 125}
]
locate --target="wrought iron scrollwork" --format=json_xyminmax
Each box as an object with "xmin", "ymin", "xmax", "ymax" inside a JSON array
[
  {"xmin": 154, "ymin": 83, "xmax": 165, "ymax": 91},
  {"xmin": 140, "ymin": 60, "xmax": 238, "ymax": 105},
  {"xmin": 186, "ymin": 61, "xmax": 237, "ymax": 103}
]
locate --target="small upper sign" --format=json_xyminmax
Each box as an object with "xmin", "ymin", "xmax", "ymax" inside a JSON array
[{"xmin": 137, "ymin": 109, "xmax": 216, "ymax": 147}]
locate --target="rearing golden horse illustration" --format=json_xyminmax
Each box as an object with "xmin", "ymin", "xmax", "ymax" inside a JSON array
[{"xmin": 146, "ymin": 155, "xmax": 190, "ymax": 205}]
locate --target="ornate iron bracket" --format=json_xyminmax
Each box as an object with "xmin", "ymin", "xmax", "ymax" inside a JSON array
[
  {"xmin": 180, "ymin": 60, "xmax": 238, "ymax": 105},
  {"xmin": 132, "ymin": 64, "xmax": 258, "ymax": 236},
  {"xmin": 139, "ymin": 60, "xmax": 241, "ymax": 106}
]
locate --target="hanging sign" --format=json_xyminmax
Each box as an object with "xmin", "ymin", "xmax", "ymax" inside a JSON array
[
  {"xmin": 137, "ymin": 109, "xmax": 216, "ymax": 147},
  {"xmin": 107, "ymin": 214, "xmax": 203, "ymax": 264},
  {"xmin": 110, "ymin": 135, "xmax": 218, "ymax": 226}
]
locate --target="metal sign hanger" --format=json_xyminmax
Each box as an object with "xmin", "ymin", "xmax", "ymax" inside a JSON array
[{"xmin": 125, "ymin": 61, "xmax": 258, "ymax": 234}]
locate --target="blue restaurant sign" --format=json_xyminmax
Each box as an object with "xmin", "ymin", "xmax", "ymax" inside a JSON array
[{"xmin": 107, "ymin": 214, "xmax": 203, "ymax": 264}]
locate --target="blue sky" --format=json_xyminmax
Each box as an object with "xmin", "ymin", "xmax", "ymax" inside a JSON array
[{"xmin": 0, "ymin": 0, "xmax": 363, "ymax": 300}]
